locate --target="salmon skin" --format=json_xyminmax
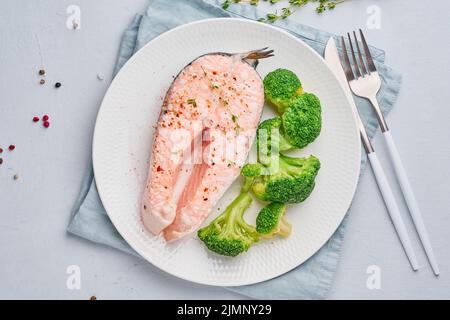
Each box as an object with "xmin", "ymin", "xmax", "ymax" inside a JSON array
[{"xmin": 141, "ymin": 48, "xmax": 273, "ymax": 242}]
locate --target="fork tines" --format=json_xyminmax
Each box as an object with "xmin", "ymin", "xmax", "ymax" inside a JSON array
[{"xmin": 340, "ymin": 29, "xmax": 377, "ymax": 81}]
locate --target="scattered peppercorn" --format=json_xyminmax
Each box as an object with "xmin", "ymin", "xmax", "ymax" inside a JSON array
[
  {"xmin": 43, "ymin": 121, "xmax": 50, "ymax": 128},
  {"xmin": 39, "ymin": 69, "xmax": 45, "ymax": 76},
  {"xmin": 90, "ymin": 296, "xmax": 97, "ymax": 301},
  {"xmin": 8, "ymin": 145, "xmax": 15, "ymax": 151},
  {"xmin": 54, "ymin": 82, "xmax": 61, "ymax": 88},
  {"xmin": 39, "ymin": 79, "xmax": 45, "ymax": 85},
  {"xmin": 33, "ymin": 116, "xmax": 40, "ymax": 122},
  {"xmin": 13, "ymin": 174, "xmax": 19, "ymax": 180},
  {"xmin": 43, "ymin": 115, "xmax": 49, "ymax": 121},
  {"xmin": 0, "ymin": 158, "xmax": 3, "ymax": 165}
]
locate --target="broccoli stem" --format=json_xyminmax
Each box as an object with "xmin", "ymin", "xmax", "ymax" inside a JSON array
[
  {"xmin": 279, "ymin": 133, "xmax": 295, "ymax": 152},
  {"xmin": 241, "ymin": 177, "xmax": 255, "ymax": 193},
  {"xmin": 278, "ymin": 216, "xmax": 292, "ymax": 238},
  {"xmin": 279, "ymin": 154, "xmax": 305, "ymax": 175},
  {"xmin": 279, "ymin": 153, "xmax": 306, "ymax": 165},
  {"xmin": 265, "ymin": 153, "xmax": 305, "ymax": 177},
  {"xmin": 223, "ymin": 192, "xmax": 253, "ymax": 233}
]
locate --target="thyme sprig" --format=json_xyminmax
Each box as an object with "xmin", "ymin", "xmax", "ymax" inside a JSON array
[{"xmin": 222, "ymin": 0, "xmax": 346, "ymax": 23}]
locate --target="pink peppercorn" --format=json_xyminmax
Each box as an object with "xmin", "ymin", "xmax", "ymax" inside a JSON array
[
  {"xmin": 33, "ymin": 116, "xmax": 40, "ymax": 122},
  {"xmin": 43, "ymin": 121, "xmax": 50, "ymax": 128},
  {"xmin": 43, "ymin": 115, "xmax": 49, "ymax": 121},
  {"xmin": 8, "ymin": 145, "xmax": 15, "ymax": 151}
]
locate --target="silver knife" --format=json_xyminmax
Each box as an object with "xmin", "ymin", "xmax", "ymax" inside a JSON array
[{"xmin": 324, "ymin": 38, "xmax": 420, "ymax": 271}]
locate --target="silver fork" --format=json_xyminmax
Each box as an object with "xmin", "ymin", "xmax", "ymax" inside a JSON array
[{"xmin": 341, "ymin": 30, "xmax": 439, "ymax": 276}]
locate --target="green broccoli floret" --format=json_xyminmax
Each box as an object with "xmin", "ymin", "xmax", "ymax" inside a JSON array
[
  {"xmin": 256, "ymin": 202, "xmax": 292, "ymax": 238},
  {"xmin": 198, "ymin": 169, "xmax": 260, "ymax": 257},
  {"xmin": 241, "ymin": 163, "xmax": 266, "ymax": 192},
  {"xmin": 257, "ymin": 118, "xmax": 295, "ymax": 161},
  {"xmin": 198, "ymin": 192, "xmax": 258, "ymax": 257},
  {"xmin": 281, "ymin": 93, "xmax": 322, "ymax": 149},
  {"xmin": 241, "ymin": 162, "xmax": 266, "ymax": 178},
  {"xmin": 263, "ymin": 69, "xmax": 303, "ymax": 113},
  {"xmin": 252, "ymin": 154, "xmax": 320, "ymax": 203}
]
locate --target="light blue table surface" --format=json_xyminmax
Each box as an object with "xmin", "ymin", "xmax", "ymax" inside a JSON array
[{"xmin": 1, "ymin": 0, "xmax": 449, "ymax": 299}]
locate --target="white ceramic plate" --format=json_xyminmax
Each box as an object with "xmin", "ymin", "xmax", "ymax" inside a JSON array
[{"xmin": 93, "ymin": 18, "xmax": 361, "ymax": 286}]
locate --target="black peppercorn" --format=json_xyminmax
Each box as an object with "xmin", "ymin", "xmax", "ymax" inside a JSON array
[{"xmin": 55, "ymin": 82, "xmax": 61, "ymax": 88}]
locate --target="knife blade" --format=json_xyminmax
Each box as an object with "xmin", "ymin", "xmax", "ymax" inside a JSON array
[{"xmin": 324, "ymin": 38, "xmax": 373, "ymax": 153}]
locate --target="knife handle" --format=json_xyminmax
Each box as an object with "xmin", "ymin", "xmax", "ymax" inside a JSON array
[
  {"xmin": 383, "ymin": 130, "xmax": 439, "ymax": 275},
  {"xmin": 367, "ymin": 151, "xmax": 419, "ymax": 271}
]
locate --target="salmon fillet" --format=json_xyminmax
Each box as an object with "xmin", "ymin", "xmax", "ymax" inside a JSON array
[{"xmin": 141, "ymin": 49, "xmax": 272, "ymax": 242}]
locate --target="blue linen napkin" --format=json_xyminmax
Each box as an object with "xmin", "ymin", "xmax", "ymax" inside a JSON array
[{"xmin": 68, "ymin": 0, "xmax": 402, "ymax": 299}]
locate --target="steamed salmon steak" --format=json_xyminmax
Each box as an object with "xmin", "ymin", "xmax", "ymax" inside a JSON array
[{"xmin": 141, "ymin": 48, "xmax": 273, "ymax": 242}]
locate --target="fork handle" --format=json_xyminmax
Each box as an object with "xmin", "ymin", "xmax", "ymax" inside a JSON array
[
  {"xmin": 383, "ymin": 130, "xmax": 440, "ymax": 275},
  {"xmin": 368, "ymin": 152, "xmax": 419, "ymax": 271},
  {"xmin": 368, "ymin": 96, "xmax": 389, "ymax": 132}
]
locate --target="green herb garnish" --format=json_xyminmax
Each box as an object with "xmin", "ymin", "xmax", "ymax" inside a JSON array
[
  {"xmin": 201, "ymin": 66, "xmax": 208, "ymax": 76},
  {"xmin": 223, "ymin": 0, "xmax": 346, "ymax": 23},
  {"xmin": 187, "ymin": 99, "xmax": 197, "ymax": 107},
  {"xmin": 219, "ymin": 97, "xmax": 229, "ymax": 107}
]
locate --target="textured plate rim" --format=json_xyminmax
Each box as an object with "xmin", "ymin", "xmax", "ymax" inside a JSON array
[{"xmin": 93, "ymin": 18, "xmax": 361, "ymax": 286}]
